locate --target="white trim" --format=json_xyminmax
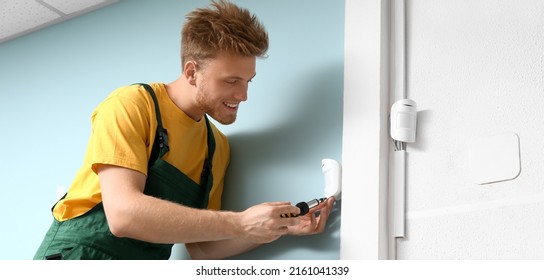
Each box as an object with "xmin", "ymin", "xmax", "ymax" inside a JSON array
[
  {"xmin": 340, "ymin": 0, "xmax": 390, "ymax": 259},
  {"xmin": 388, "ymin": 0, "xmax": 407, "ymax": 259}
]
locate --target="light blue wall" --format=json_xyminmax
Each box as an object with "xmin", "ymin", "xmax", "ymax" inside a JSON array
[{"xmin": 0, "ymin": 0, "xmax": 344, "ymax": 260}]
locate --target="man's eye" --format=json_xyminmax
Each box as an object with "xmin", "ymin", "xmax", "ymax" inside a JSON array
[{"xmin": 226, "ymin": 80, "xmax": 238, "ymax": 84}]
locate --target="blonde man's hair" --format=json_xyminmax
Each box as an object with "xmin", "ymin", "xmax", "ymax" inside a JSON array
[{"xmin": 181, "ymin": 0, "xmax": 269, "ymax": 67}]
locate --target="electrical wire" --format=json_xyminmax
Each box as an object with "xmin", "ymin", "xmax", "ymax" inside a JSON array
[{"xmin": 392, "ymin": 139, "xmax": 406, "ymax": 151}]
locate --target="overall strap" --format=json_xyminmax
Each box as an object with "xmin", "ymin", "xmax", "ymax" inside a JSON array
[
  {"xmin": 200, "ymin": 116, "xmax": 216, "ymax": 208},
  {"xmin": 136, "ymin": 83, "xmax": 170, "ymax": 162},
  {"xmin": 138, "ymin": 82, "xmax": 216, "ymax": 209}
]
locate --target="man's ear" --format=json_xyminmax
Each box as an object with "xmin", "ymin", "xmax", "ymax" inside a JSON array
[{"xmin": 184, "ymin": 61, "xmax": 198, "ymax": 85}]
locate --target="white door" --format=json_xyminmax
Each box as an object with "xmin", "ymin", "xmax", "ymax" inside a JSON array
[{"xmin": 395, "ymin": 0, "xmax": 544, "ymax": 259}]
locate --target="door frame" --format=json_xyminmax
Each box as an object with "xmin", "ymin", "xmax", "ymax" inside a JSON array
[{"xmin": 340, "ymin": 0, "xmax": 393, "ymax": 259}]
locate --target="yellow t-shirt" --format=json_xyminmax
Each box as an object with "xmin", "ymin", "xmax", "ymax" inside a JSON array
[{"xmin": 53, "ymin": 83, "xmax": 230, "ymax": 221}]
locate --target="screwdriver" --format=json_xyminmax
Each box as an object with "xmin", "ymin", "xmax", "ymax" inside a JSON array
[{"xmin": 280, "ymin": 197, "xmax": 327, "ymax": 218}]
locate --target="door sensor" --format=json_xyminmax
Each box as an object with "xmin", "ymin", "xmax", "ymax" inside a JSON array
[
  {"xmin": 390, "ymin": 99, "xmax": 417, "ymax": 143},
  {"xmin": 280, "ymin": 158, "xmax": 341, "ymax": 218}
]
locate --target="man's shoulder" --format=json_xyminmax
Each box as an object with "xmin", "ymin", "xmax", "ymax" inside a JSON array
[{"xmin": 109, "ymin": 83, "xmax": 160, "ymax": 99}]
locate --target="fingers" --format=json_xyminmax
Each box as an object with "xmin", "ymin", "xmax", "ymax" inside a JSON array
[
  {"xmin": 262, "ymin": 201, "xmax": 292, "ymax": 206},
  {"xmin": 284, "ymin": 197, "xmax": 336, "ymax": 236},
  {"xmin": 313, "ymin": 197, "xmax": 335, "ymax": 232},
  {"xmin": 314, "ymin": 197, "xmax": 335, "ymax": 212},
  {"xmin": 240, "ymin": 199, "xmax": 336, "ymax": 243},
  {"xmin": 262, "ymin": 201, "xmax": 301, "ymax": 217},
  {"xmin": 239, "ymin": 202, "xmax": 302, "ymax": 243}
]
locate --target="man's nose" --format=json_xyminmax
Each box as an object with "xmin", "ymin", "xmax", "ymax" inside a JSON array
[{"xmin": 234, "ymin": 85, "xmax": 248, "ymax": 101}]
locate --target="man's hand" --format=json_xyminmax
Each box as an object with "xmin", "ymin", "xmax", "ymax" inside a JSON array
[
  {"xmin": 238, "ymin": 202, "xmax": 302, "ymax": 243},
  {"xmin": 287, "ymin": 197, "xmax": 335, "ymax": 236}
]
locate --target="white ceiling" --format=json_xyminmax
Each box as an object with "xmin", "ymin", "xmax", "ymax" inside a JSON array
[{"xmin": 0, "ymin": 0, "xmax": 119, "ymax": 44}]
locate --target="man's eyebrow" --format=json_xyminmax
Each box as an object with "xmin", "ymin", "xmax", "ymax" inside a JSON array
[{"xmin": 227, "ymin": 73, "xmax": 257, "ymax": 81}]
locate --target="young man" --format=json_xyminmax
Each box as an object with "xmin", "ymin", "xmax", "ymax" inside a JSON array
[{"xmin": 34, "ymin": 0, "xmax": 335, "ymax": 260}]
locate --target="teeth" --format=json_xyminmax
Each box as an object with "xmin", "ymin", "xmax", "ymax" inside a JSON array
[{"xmin": 224, "ymin": 102, "xmax": 238, "ymax": 108}]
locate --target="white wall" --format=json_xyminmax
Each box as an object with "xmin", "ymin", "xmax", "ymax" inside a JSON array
[{"xmin": 397, "ymin": 0, "xmax": 544, "ymax": 259}]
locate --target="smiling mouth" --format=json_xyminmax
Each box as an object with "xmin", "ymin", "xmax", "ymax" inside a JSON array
[{"xmin": 224, "ymin": 102, "xmax": 238, "ymax": 109}]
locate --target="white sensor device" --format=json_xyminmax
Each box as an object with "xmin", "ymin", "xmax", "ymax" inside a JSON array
[
  {"xmin": 322, "ymin": 158, "xmax": 342, "ymax": 200},
  {"xmin": 390, "ymin": 99, "xmax": 417, "ymax": 143},
  {"xmin": 280, "ymin": 158, "xmax": 342, "ymax": 218}
]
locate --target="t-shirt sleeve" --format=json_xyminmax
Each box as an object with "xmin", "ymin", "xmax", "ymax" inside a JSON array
[{"xmin": 88, "ymin": 89, "xmax": 153, "ymax": 176}]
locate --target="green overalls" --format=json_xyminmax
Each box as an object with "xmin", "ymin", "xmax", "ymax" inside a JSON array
[{"xmin": 34, "ymin": 84, "xmax": 215, "ymax": 260}]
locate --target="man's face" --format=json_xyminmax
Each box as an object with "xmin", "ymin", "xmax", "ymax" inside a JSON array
[{"xmin": 195, "ymin": 54, "xmax": 257, "ymax": 125}]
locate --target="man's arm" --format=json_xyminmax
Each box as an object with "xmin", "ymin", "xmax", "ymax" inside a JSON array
[
  {"xmin": 185, "ymin": 239, "xmax": 260, "ymax": 260},
  {"xmin": 185, "ymin": 197, "xmax": 336, "ymax": 259},
  {"xmin": 97, "ymin": 164, "xmax": 301, "ymax": 245}
]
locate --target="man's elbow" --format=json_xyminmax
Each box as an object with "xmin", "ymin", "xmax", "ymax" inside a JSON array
[{"xmin": 104, "ymin": 208, "xmax": 135, "ymax": 238}]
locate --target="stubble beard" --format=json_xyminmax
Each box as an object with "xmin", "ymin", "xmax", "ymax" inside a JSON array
[{"xmin": 195, "ymin": 86, "xmax": 237, "ymax": 125}]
